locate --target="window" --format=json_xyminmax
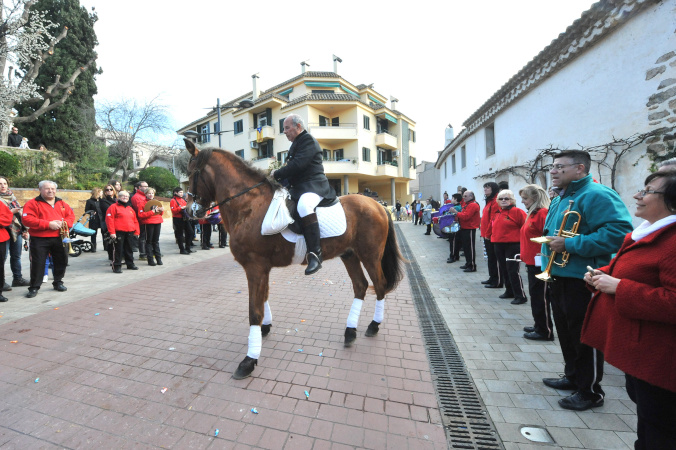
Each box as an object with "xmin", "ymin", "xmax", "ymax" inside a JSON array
[
  {"xmin": 200, "ymin": 123, "xmax": 210, "ymax": 143},
  {"xmin": 322, "ymin": 149, "xmax": 330, "ymax": 160},
  {"xmin": 333, "ymin": 149, "xmax": 344, "ymax": 160},
  {"xmin": 234, "ymin": 120, "xmax": 243, "ymax": 135},
  {"xmin": 461, "ymin": 145, "xmax": 466, "ymax": 169},
  {"xmin": 444, "ymin": 162, "xmax": 447, "ymax": 178},
  {"xmin": 409, "ymin": 129, "xmax": 416, "ymax": 142},
  {"xmin": 235, "ymin": 150, "xmax": 244, "ymax": 158},
  {"xmin": 410, "ymin": 156, "xmax": 416, "ymax": 168},
  {"xmin": 312, "ymin": 89, "xmax": 334, "ymax": 94},
  {"xmin": 362, "ymin": 147, "xmax": 371, "ymax": 162},
  {"xmin": 279, "ymin": 118, "xmax": 284, "ymax": 134},
  {"xmin": 319, "ymin": 115, "xmax": 329, "ymax": 126},
  {"xmin": 214, "ymin": 122, "xmax": 220, "ymax": 134},
  {"xmin": 332, "ymin": 117, "xmax": 339, "ymax": 127},
  {"xmin": 452, "ymin": 154, "xmax": 456, "ymax": 174},
  {"xmin": 277, "ymin": 151, "xmax": 288, "ymax": 164},
  {"xmin": 363, "ymin": 116, "xmax": 370, "ymax": 130},
  {"xmin": 259, "ymin": 141, "xmax": 273, "ymax": 159},
  {"xmin": 485, "ymin": 124, "xmax": 495, "ymax": 157}
]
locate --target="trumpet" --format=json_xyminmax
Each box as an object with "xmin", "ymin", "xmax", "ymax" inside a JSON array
[
  {"xmin": 531, "ymin": 200, "xmax": 581, "ymax": 282},
  {"xmin": 60, "ymin": 220, "xmax": 76, "ymax": 255}
]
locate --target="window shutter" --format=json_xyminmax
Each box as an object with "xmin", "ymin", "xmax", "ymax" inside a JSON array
[
  {"xmin": 319, "ymin": 116, "xmax": 327, "ymax": 126},
  {"xmin": 252, "ymin": 113, "xmax": 258, "ymax": 128},
  {"xmin": 377, "ymin": 150, "xmax": 382, "ymax": 165},
  {"xmin": 279, "ymin": 118, "xmax": 284, "ymax": 133},
  {"xmin": 265, "ymin": 108, "xmax": 272, "ymax": 126},
  {"xmin": 332, "ymin": 117, "xmax": 339, "ymax": 127},
  {"xmin": 277, "ymin": 152, "xmax": 282, "ymax": 162},
  {"xmin": 268, "ymin": 139, "xmax": 273, "ymax": 155}
]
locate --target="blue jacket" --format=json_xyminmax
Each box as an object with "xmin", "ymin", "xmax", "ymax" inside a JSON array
[{"xmin": 541, "ymin": 174, "xmax": 633, "ymax": 279}]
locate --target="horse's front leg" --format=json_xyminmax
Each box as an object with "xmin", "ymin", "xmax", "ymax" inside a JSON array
[{"xmin": 233, "ymin": 264, "xmax": 271, "ymax": 380}]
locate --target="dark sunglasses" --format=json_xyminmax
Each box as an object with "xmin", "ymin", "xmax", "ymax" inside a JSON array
[{"xmin": 498, "ymin": 197, "xmax": 511, "ymax": 201}]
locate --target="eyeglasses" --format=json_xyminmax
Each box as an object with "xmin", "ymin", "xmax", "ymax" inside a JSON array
[
  {"xmin": 498, "ymin": 197, "xmax": 511, "ymax": 201},
  {"xmin": 551, "ymin": 163, "xmax": 580, "ymax": 171},
  {"xmin": 636, "ymin": 189, "xmax": 664, "ymax": 198},
  {"xmin": 104, "ymin": 188, "xmax": 113, "ymax": 191}
]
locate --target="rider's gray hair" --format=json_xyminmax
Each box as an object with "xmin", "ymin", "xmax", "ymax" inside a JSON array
[
  {"xmin": 286, "ymin": 114, "xmax": 305, "ymax": 130},
  {"xmin": 38, "ymin": 180, "xmax": 57, "ymax": 189}
]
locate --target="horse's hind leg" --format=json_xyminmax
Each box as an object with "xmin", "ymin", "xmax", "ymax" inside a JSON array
[
  {"xmin": 341, "ymin": 251, "xmax": 369, "ymax": 347},
  {"xmin": 261, "ymin": 301, "xmax": 272, "ymax": 337},
  {"xmin": 361, "ymin": 256, "xmax": 388, "ymax": 338},
  {"xmin": 233, "ymin": 265, "xmax": 270, "ymax": 379}
]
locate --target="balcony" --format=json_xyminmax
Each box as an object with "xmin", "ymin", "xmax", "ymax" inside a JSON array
[
  {"xmin": 251, "ymin": 156, "xmax": 275, "ymax": 171},
  {"xmin": 307, "ymin": 123, "xmax": 358, "ymax": 142},
  {"xmin": 375, "ymin": 131, "xmax": 397, "ymax": 150},
  {"xmin": 248, "ymin": 125, "xmax": 275, "ymax": 142},
  {"xmin": 376, "ymin": 161, "xmax": 399, "ymax": 177}
]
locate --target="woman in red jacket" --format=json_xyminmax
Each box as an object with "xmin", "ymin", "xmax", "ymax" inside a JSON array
[
  {"xmin": 0, "ymin": 199, "xmax": 14, "ymax": 301},
  {"xmin": 519, "ymin": 185, "xmax": 552, "ymax": 340},
  {"xmin": 105, "ymin": 190, "xmax": 140, "ymax": 273},
  {"xmin": 491, "ymin": 190, "xmax": 527, "ymax": 304},
  {"xmin": 582, "ymin": 171, "xmax": 676, "ymax": 449},
  {"xmin": 480, "ymin": 182, "xmax": 501, "ymax": 287},
  {"xmin": 137, "ymin": 188, "xmax": 164, "ymax": 266},
  {"xmin": 170, "ymin": 187, "xmax": 193, "ymax": 255}
]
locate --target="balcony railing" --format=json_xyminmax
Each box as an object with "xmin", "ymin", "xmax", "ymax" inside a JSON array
[
  {"xmin": 307, "ymin": 123, "xmax": 358, "ymax": 140},
  {"xmin": 375, "ymin": 130, "xmax": 398, "ymax": 149},
  {"xmin": 248, "ymin": 125, "xmax": 275, "ymax": 142}
]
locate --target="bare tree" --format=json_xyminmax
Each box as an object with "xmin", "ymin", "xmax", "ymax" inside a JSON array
[
  {"xmin": 96, "ymin": 96, "xmax": 174, "ymax": 181},
  {"xmin": 0, "ymin": 0, "xmax": 97, "ymax": 143}
]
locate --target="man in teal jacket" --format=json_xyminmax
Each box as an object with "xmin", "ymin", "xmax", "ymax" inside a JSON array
[{"xmin": 540, "ymin": 150, "xmax": 632, "ymax": 411}]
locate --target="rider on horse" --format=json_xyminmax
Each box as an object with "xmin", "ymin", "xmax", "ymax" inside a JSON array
[{"xmin": 272, "ymin": 114, "xmax": 335, "ymax": 275}]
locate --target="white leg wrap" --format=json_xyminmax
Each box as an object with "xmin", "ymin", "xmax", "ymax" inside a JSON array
[
  {"xmin": 247, "ymin": 325, "xmax": 262, "ymax": 359},
  {"xmin": 373, "ymin": 299, "xmax": 385, "ymax": 323},
  {"xmin": 263, "ymin": 301, "xmax": 272, "ymax": 325},
  {"xmin": 346, "ymin": 298, "xmax": 363, "ymax": 328}
]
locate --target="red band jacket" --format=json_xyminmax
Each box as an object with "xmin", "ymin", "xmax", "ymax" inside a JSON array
[
  {"xmin": 480, "ymin": 198, "xmax": 499, "ymax": 239},
  {"xmin": 456, "ymin": 201, "xmax": 480, "ymax": 230},
  {"xmin": 22, "ymin": 196, "xmax": 75, "ymax": 238},
  {"xmin": 519, "ymin": 208, "xmax": 548, "ymax": 265},
  {"xmin": 0, "ymin": 201, "xmax": 14, "ymax": 242},
  {"xmin": 105, "ymin": 202, "xmax": 140, "ymax": 235},
  {"xmin": 491, "ymin": 205, "xmax": 526, "ymax": 243},
  {"xmin": 170, "ymin": 196, "xmax": 187, "ymax": 219}
]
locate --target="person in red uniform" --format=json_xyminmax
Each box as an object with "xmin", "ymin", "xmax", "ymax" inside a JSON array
[
  {"xmin": 0, "ymin": 199, "xmax": 14, "ymax": 301},
  {"xmin": 451, "ymin": 190, "xmax": 480, "ymax": 272},
  {"xmin": 519, "ymin": 184, "xmax": 552, "ymax": 339},
  {"xmin": 582, "ymin": 171, "xmax": 676, "ymax": 448},
  {"xmin": 21, "ymin": 180, "xmax": 75, "ymax": 298},
  {"xmin": 105, "ymin": 190, "xmax": 140, "ymax": 273},
  {"xmin": 492, "ymin": 190, "xmax": 527, "ymax": 304},
  {"xmin": 137, "ymin": 188, "xmax": 164, "ymax": 266},
  {"xmin": 170, "ymin": 187, "xmax": 193, "ymax": 255},
  {"xmin": 480, "ymin": 182, "xmax": 501, "ymax": 287},
  {"xmin": 130, "ymin": 181, "xmax": 149, "ymax": 260}
]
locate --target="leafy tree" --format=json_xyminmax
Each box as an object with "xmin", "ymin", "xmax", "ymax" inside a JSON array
[
  {"xmin": 138, "ymin": 166, "xmax": 178, "ymax": 197},
  {"xmin": 0, "ymin": 0, "xmax": 98, "ymax": 144},
  {"xmin": 0, "ymin": 151, "xmax": 19, "ymax": 176}
]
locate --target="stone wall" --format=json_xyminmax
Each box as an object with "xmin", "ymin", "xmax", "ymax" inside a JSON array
[{"xmin": 646, "ymin": 49, "xmax": 676, "ymax": 157}]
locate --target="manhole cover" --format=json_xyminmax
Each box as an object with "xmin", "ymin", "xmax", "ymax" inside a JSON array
[{"xmin": 520, "ymin": 426, "xmax": 554, "ymax": 444}]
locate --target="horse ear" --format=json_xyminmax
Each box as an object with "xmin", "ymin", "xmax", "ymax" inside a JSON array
[{"xmin": 184, "ymin": 138, "xmax": 199, "ymax": 157}]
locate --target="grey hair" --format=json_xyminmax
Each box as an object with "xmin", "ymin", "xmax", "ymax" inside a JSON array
[
  {"xmin": 38, "ymin": 180, "xmax": 57, "ymax": 189},
  {"xmin": 658, "ymin": 157, "xmax": 676, "ymax": 168},
  {"xmin": 286, "ymin": 114, "xmax": 305, "ymax": 130}
]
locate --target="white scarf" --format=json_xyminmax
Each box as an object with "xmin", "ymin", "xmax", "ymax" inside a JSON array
[{"xmin": 631, "ymin": 215, "xmax": 676, "ymax": 242}]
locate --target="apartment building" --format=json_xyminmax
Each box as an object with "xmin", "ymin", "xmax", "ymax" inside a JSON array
[{"xmin": 177, "ymin": 68, "xmax": 417, "ymax": 204}]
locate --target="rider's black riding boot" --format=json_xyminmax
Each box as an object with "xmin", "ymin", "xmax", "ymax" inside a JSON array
[{"xmin": 301, "ymin": 213, "xmax": 322, "ymax": 275}]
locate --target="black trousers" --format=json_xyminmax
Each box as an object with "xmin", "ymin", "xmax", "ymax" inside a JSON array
[
  {"xmin": 526, "ymin": 265, "xmax": 553, "ymax": 338},
  {"xmin": 0, "ymin": 240, "xmax": 6, "ymax": 288},
  {"xmin": 448, "ymin": 232, "xmax": 460, "ymax": 260},
  {"xmin": 551, "ymin": 277, "xmax": 604, "ymax": 397},
  {"xmin": 173, "ymin": 217, "xmax": 193, "ymax": 251},
  {"xmin": 626, "ymin": 374, "xmax": 676, "ymax": 450},
  {"xmin": 111, "ymin": 231, "xmax": 134, "ymax": 268},
  {"xmin": 218, "ymin": 224, "xmax": 227, "ymax": 247},
  {"xmin": 494, "ymin": 242, "xmax": 527, "ymax": 300},
  {"xmin": 484, "ymin": 238, "xmax": 500, "ymax": 284},
  {"xmin": 29, "ymin": 236, "xmax": 67, "ymax": 290},
  {"xmin": 145, "ymin": 223, "xmax": 161, "ymax": 257},
  {"xmin": 458, "ymin": 228, "xmax": 477, "ymax": 269},
  {"xmin": 90, "ymin": 227, "xmax": 99, "ymax": 251},
  {"xmin": 201, "ymin": 224, "xmax": 212, "ymax": 248}
]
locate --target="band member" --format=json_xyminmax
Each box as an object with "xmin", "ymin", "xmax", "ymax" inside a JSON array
[
  {"xmin": 105, "ymin": 190, "xmax": 140, "ymax": 273},
  {"xmin": 541, "ymin": 150, "xmax": 632, "ymax": 411},
  {"xmin": 452, "ymin": 190, "xmax": 480, "ymax": 272},
  {"xmin": 131, "ymin": 181, "xmax": 149, "ymax": 260},
  {"xmin": 170, "ymin": 187, "xmax": 193, "ymax": 255},
  {"xmin": 480, "ymin": 182, "xmax": 501, "ymax": 286},
  {"xmin": 272, "ymin": 114, "xmax": 335, "ymax": 275},
  {"xmin": 21, "ymin": 180, "xmax": 75, "ymax": 298},
  {"xmin": 0, "ymin": 199, "xmax": 14, "ymax": 301},
  {"xmin": 137, "ymin": 188, "xmax": 164, "ymax": 266}
]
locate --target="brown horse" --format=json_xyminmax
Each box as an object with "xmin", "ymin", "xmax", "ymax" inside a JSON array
[{"xmin": 184, "ymin": 139, "xmax": 404, "ymax": 379}]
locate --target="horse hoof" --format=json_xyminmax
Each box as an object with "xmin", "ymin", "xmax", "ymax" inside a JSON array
[
  {"xmin": 344, "ymin": 327, "xmax": 357, "ymax": 347},
  {"xmin": 261, "ymin": 324, "xmax": 271, "ymax": 337},
  {"xmin": 232, "ymin": 356, "xmax": 257, "ymax": 379},
  {"xmin": 365, "ymin": 320, "xmax": 380, "ymax": 337}
]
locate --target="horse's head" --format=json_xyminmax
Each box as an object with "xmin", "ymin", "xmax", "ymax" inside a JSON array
[{"xmin": 184, "ymin": 138, "xmax": 213, "ymax": 216}]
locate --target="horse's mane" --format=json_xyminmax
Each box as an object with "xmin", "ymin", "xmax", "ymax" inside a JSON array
[{"xmin": 196, "ymin": 147, "xmax": 282, "ymax": 190}]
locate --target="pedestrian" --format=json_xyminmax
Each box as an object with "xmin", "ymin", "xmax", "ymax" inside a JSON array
[
  {"xmin": 492, "ymin": 190, "xmax": 527, "ymax": 304},
  {"xmin": 480, "ymin": 182, "xmax": 501, "ymax": 288},
  {"xmin": 6, "ymin": 126, "xmax": 22, "ymax": 147},
  {"xmin": 0, "ymin": 176, "xmax": 30, "ymax": 289},
  {"xmin": 84, "ymin": 188, "xmax": 104, "ymax": 253},
  {"xmin": 21, "ymin": 180, "xmax": 74, "ymax": 298},
  {"xmin": 100, "ymin": 184, "xmax": 117, "ymax": 263},
  {"xmin": 137, "ymin": 188, "xmax": 164, "ymax": 266},
  {"xmin": 0, "ymin": 199, "xmax": 14, "ymax": 302},
  {"xmin": 105, "ymin": 190, "xmax": 140, "ymax": 273},
  {"xmin": 130, "ymin": 181, "xmax": 149, "ymax": 260},
  {"xmin": 446, "ymin": 193, "xmax": 463, "ymax": 263},
  {"xmin": 455, "ymin": 190, "xmax": 480, "ymax": 272},
  {"xmin": 170, "ymin": 187, "xmax": 193, "ymax": 255},
  {"xmin": 541, "ymin": 150, "xmax": 633, "ymax": 411},
  {"xmin": 395, "ymin": 199, "xmax": 402, "ymax": 221}
]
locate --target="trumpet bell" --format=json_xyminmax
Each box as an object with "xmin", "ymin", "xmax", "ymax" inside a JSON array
[
  {"xmin": 530, "ymin": 236, "xmax": 552, "ymax": 244},
  {"xmin": 535, "ymin": 272, "xmax": 552, "ymax": 282}
]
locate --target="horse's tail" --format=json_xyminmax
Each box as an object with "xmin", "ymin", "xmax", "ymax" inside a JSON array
[{"xmin": 382, "ymin": 212, "xmax": 405, "ymax": 294}]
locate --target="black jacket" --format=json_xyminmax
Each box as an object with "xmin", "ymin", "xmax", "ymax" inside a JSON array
[
  {"xmin": 7, "ymin": 133, "xmax": 22, "ymax": 147},
  {"xmin": 274, "ymin": 130, "xmax": 335, "ymax": 201},
  {"xmin": 85, "ymin": 198, "xmax": 103, "ymax": 229}
]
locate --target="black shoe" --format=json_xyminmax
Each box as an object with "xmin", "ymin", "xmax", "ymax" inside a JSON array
[
  {"xmin": 424, "ymin": 232, "xmax": 431, "ymax": 235},
  {"xmin": 53, "ymin": 282, "xmax": 67, "ymax": 292},
  {"xmin": 447, "ymin": 258, "xmax": 456, "ymax": 263},
  {"xmin": 180, "ymin": 250, "xmax": 190, "ymax": 255},
  {"xmin": 219, "ymin": 245, "xmax": 226, "ymax": 248},
  {"xmin": 485, "ymin": 284, "xmax": 503, "ymax": 289},
  {"xmin": 127, "ymin": 265, "xmax": 139, "ymax": 270},
  {"xmin": 113, "ymin": 266, "xmax": 122, "ymax": 274},
  {"xmin": 524, "ymin": 326, "xmax": 536, "ymax": 333},
  {"xmin": 155, "ymin": 257, "xmax": 163, "ymax": 266},
  {"xmin": 2, "ymin": 282, "xmax": 11, "ymax": 292},
  {"xmin": 481, "ymin": 279, "xmax": 493, "ymax": 285},
  {"xmin": 201, "ymin": 246, "xmax": 211, "ymax": 250},
  {"xmin": 463, "ymin": 267, "xmax": 477, "ymax": 272},
  {"xmin": 305, "ymin": 251, "xmax": 322, "ymax": 275},
  {"xmin": 148, "ymin": 258, "xmax": 157, "ymax": 266},
  {"xmin": 524, "ymin": 331, "xmax": 554, "ymax": 341},
  {"xmin": 12, "ymin": 278, "xmax": 30, "ymax": 287},
  {"xmin": 459, "ymin": 264, "xmax": 469, "ymax": 269},
  {"xmin": 511, "ymin": 297, "xmax": 527, "ymax": 305},
  {"xmin": 0, "ymin": 295, "xmax": 8, "ymax": 302},
  {"xmin": 499, "ymin": 292, "xmax": 515, "ymax": 299},
  {"xmin": 558, "ymin": 391, "xmax": 604, "ymax": 411},
  {"xmin": 26, "ymin": 289, "xmax": 38, "ymax": 298},
  {"xmin": 139, "ymin": 256, "xmax": 147, "ymax": 261},
  {"xmin": 543, "ymin": 376, "xmax": 576, "ymax": 390}
]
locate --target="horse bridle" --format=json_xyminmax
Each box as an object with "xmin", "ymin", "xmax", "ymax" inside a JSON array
[{"xmin": 187, "ymin": 154, "xmax": 265, "ymax": 211}]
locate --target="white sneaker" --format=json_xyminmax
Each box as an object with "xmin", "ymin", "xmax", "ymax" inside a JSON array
[{"xmin": 43, "ymin": 275, "xmax": 48, "ymax": 282}]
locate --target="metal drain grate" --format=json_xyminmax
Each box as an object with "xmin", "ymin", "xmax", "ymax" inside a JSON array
[{"xmin": 397, "ymin": 228, "xmax": 503, "ymax": 450}]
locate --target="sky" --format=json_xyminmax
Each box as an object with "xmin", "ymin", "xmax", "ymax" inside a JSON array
[{"xmin": 80, "ymin": 0, "xmax": 596, "ymax": 162}]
